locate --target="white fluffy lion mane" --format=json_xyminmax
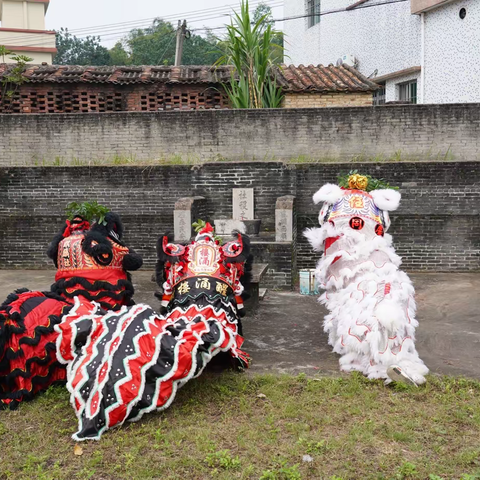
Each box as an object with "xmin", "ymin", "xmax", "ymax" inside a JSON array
[{"xmin": 305, "ymin": 185, "xmax": 428, "ymax": 384}]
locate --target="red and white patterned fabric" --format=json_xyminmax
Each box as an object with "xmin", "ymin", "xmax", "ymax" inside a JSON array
[
  {"xmin": 56, "ymin": 295, "xmax": 248, "ymax": 441},
  {"xmin": 53, "ymin": 225, "xmax": 252, "ymax": 441},
  {"xmin": 0, "ymin": 214, "xmax": 141, "ymax": 410}
]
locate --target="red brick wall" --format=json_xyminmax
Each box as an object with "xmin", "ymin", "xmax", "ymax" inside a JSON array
[{"xmin": 0, "ymin": 83, "xmax": 229, "ymax": 113}]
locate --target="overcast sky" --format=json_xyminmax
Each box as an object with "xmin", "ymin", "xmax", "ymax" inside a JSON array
[{"xmin": 43, "ymin": 0, "xmax": 284, "ymax": 47}]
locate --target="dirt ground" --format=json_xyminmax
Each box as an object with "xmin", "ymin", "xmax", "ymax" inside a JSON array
[{"xmin": 0, "ymin": 270, "xmax": 478, "ymax": 379}]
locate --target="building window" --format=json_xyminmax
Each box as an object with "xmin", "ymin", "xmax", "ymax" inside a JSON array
[
  {"xmin": 398, "ymin": 80, "xmax": 417, "ymax": 104},
  {"xmin": 307, "ymin": 0, "xmax": 321, "ymax": 28},
  {"xmin": 373, "ymin": 83, "xmax": 386, "ymax": 105}
]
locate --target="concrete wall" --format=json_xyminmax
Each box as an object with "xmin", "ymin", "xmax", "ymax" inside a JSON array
[
  {"xmin": 1, "ymin": 105, "xmax": 480, "ymax": 165},
  {"xmin": 424, "ymin": 0, "xmax": 480, "ymax": 103},
  {"xmin": 284, "ymin": 0, "xmax": 420, "ymax": 78},
  {"xmin": 284, "ymin": 0, "xmax": 480, "ymax": 105},
  {"xmin": 0, "ymin": 162, "xmax": 478, "ymax": 278}
]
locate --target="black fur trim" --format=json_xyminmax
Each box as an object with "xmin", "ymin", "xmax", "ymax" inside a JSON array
[
  {"xmin": 0, "ymin": 297, "xmax": 71, "ymax": 382},
  {"xmin": 0, "ymin": 289, "xmax": 28, "ymax": 309},
  {"xmin": 122, "ymin": 250, "xmax": 143, "ymax": 271},
  {"xmin": 91, "ymin": 212, "xmax": 125, "ymax": 243},
  {"xmin": 1, "ymin": 342, "xmax": 59, "ymax": 383},
  {"xmin": 82, "ymin": 230, "xmax": 114, "ymax": 266},
  {"xmin": 51, "ymin": 277, "xmax": 135, "ymax": 307},
  {"xmin": 0, "ymin": 291, "xmax": 62, "ymax": 359},
  {"xmin": 0, "ymin": 366, "xmax": 66, "ymax": 410}
]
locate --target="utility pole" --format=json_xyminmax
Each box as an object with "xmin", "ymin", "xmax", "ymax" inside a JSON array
[{"xmin": 174, "ymin": 20, "xmax": 188, "ymax": 67}]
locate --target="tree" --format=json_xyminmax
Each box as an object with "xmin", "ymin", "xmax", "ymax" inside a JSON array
[
  {"xmin": 217, "ymin": 0, "xmax": 284, "ymax": 108},
  {"xmin": 126, "ymin": 19, "xmax": 176, "ymax": 65},
  {"xmin": 181, "ymin": 33, "xmax": 223, "ymax": 65},
  {"xmin": 253, "ymin": 2, "xmax": 274, "ymax": 26},
  {"xmin": 54, "ymin": 28, "xmax": 111, "ymax": 65},
  {"xmin": 109, "ymin": 41, "xmax": 130, "ymax": 65},
  {"xmin": 125, "ymin": 19, "xmax": 222, "ymax": 66},
  {"xmin": 253, "ymin": 3, "xmax": 284, "ymax": 64},
  {"xmin": 1, "ymin": 52, "xmax": 33, "ymax": 111}
]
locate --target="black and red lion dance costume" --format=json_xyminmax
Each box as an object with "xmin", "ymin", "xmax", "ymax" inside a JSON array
[
  {"xmin": 1, "ymin": 218, "xmax": 251, "ymax": 441},
  {"xmin": 0, "ymin": 212, "xmax": 142, "ymax": 411}
]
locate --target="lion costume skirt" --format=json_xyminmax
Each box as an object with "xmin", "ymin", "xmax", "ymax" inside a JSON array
[{"xmin": 56, "ymin": 289, "xmax": 248, "ymax": 441}]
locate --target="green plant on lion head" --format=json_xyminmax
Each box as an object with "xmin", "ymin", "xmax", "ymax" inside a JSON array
[
  {"xmin": 65, "ymin": 201, "xmax": 110, "ymax": 226},
  {"xmin": 192, "ymin": 219, "xmax": 223, "ymax": 244}
]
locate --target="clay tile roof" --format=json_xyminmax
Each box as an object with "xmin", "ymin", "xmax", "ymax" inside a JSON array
[
  {"xmin": 0, "ymin": 63, "xmax": 378, "ymax": 92},
  {"xmin": 277, "ymin": 64, "xmax": 379, "ymax": 93}
]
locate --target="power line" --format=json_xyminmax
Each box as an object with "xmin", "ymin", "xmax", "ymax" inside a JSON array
[
  {"xmin": 271, "ymin": 0, "xmax": 408, "ymax": 22},
  {"xmin": 0, "ymin": 0, "xmax": 282, "ymax": 47},
  {"xmin": 0, "ymin": 0, "xmax": 408, "ymax": 50},
  {"xmin": 157, "ymin": 32, "xmax": 177, "ymax": 64},
  {"xmin": 61, "ymin": 0, "xmax": 282, "ymax": 35}
]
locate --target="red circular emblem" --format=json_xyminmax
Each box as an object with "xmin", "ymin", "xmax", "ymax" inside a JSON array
[
  {"xmin": 375, "ymin": 224, "xmax": 384, "ymax": 236},
  {"xmin": 349, "ymin": 217, "xmax": 364, "ymax": 230}
]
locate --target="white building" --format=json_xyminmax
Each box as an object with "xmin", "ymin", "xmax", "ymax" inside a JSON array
[
  {"xmin": 0, "ymin": 0, "xmax": 56, "ymax": 64},
  {"xmin": 284, "ymin": 0, "xmax": 480, "ymax": 104}
]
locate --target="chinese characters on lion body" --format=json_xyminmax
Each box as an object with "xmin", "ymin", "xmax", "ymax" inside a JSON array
[
  {"xmin": 304, "ymin": 180, "xmax": 428, "ymax": 386},
  {"xmin": 0, "ymin": 213, "xmax": 252, "ymax": 441},
  {"xmin": 57, "ymin": 222, "xmax": 252, "ymax": 440},
  {"xmin": 0, "ymin": 176, "xmax": 429, "ymax": 441}
]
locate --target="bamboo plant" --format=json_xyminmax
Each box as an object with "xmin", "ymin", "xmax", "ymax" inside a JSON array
[{"xmin": 217, "ymin": 1, "xmax": 284, "ymax": 109}]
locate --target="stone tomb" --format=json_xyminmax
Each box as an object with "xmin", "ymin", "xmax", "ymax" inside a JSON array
[
  {"xmin": 172, "ymin": 192, "xmax": 297, "ymax": 290},
  {"xmin": 215, "ymin": 188, "xmax": 261, "ymax": 236}
]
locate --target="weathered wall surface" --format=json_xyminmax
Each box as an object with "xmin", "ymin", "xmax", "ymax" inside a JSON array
[
  {"xmin": 1, "ymin": 104, "xmax": 480, "ymax": 165},
  {"xmin": 283, "ymin": 92, "xmax": 372, "ymax": 108},
  {"xmin": 0, "ymin": 162, "xmax": 478, "ymax": 282},
  {"xmin": 283, "ymin": 0, "xmax": 420, "ymax": 78},
  {"xmin": 0, "ymin": 82, "xmax": 229, "ymax": 114}
]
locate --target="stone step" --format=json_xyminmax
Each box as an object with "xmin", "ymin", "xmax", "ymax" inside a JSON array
[{"xmin": 259, "ymin": 288, "xmax": 268, "ymax": 300}]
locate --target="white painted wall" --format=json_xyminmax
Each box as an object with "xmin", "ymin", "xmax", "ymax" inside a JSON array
[
  {"xmin": 0, "ymin": 0, "xmax": 53, "ymax": 64},
  {"xmin": 284, "ymin": 0, "xmax": 421, "ymax": 78},
  {"xmin": 1, "ymin": 1, "xmax": 24, "ymax": 28},
  {"xmin": 284, "ymin": 0, "xmax": 321, "ymax": 65},
  {"xmin": 284, "ymin": 0, "xmax": 480, "ymax": 104},
  {"xmin": 27, "ymin": 2, "xmax": 46, "ymax": 30},
  {"xmin": 423, "ymin": 0, "xmax": 480, "ymax": 103},
  {"xmin": 385, "ymin": 71, "xmax": 422, "ymax": 103}
]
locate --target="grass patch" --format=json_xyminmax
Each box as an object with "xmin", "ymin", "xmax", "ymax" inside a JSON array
[
  {"xmin": 1, "ymin": 373, "xmax": 480, "ymax": 479},
  {"xmin": 26, "ymin": 147, "xmax": 460, "ymax": 167}
]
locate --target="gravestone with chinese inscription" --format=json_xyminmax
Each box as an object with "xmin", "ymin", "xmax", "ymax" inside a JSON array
[
  {"xmin": 233, "ymin": 188, "xmax": 254, "ymax": 221},
  {"xmin": 173, "ymin": 196, "xmax": 206, "ymax": 242},
  {"xmin": 275, "ymin": 195, "xmax": 295, "ymax": 242}
]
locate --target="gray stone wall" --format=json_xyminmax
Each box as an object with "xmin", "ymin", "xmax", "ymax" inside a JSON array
[
  {"xmin": 1, "ymin": 104, "xmax": 480, "ymax": 165},
  {"xmin": 0, "ymin": 162, "xmax": 478, "ymax": 284}
]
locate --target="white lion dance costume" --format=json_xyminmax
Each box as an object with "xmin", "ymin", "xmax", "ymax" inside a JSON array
[{"xmin": 304, "ymin": 174, "xmax": 428, "ymax": 385}]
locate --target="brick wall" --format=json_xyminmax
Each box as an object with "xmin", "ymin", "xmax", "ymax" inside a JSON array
[
  {"xmin": 0, "ymin": 162, "xmax": 478, "ymax": 282},
  {"xmin": 1, "ymin": 104, "xmax": 480, "ymax": 166},
  {"xmin": 283, "ymin": 92, "xmax": 373, "ymax": 108},
  {"xmin": 0, "ymin": 83, "xmax": 229, "ymax": 114}
]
